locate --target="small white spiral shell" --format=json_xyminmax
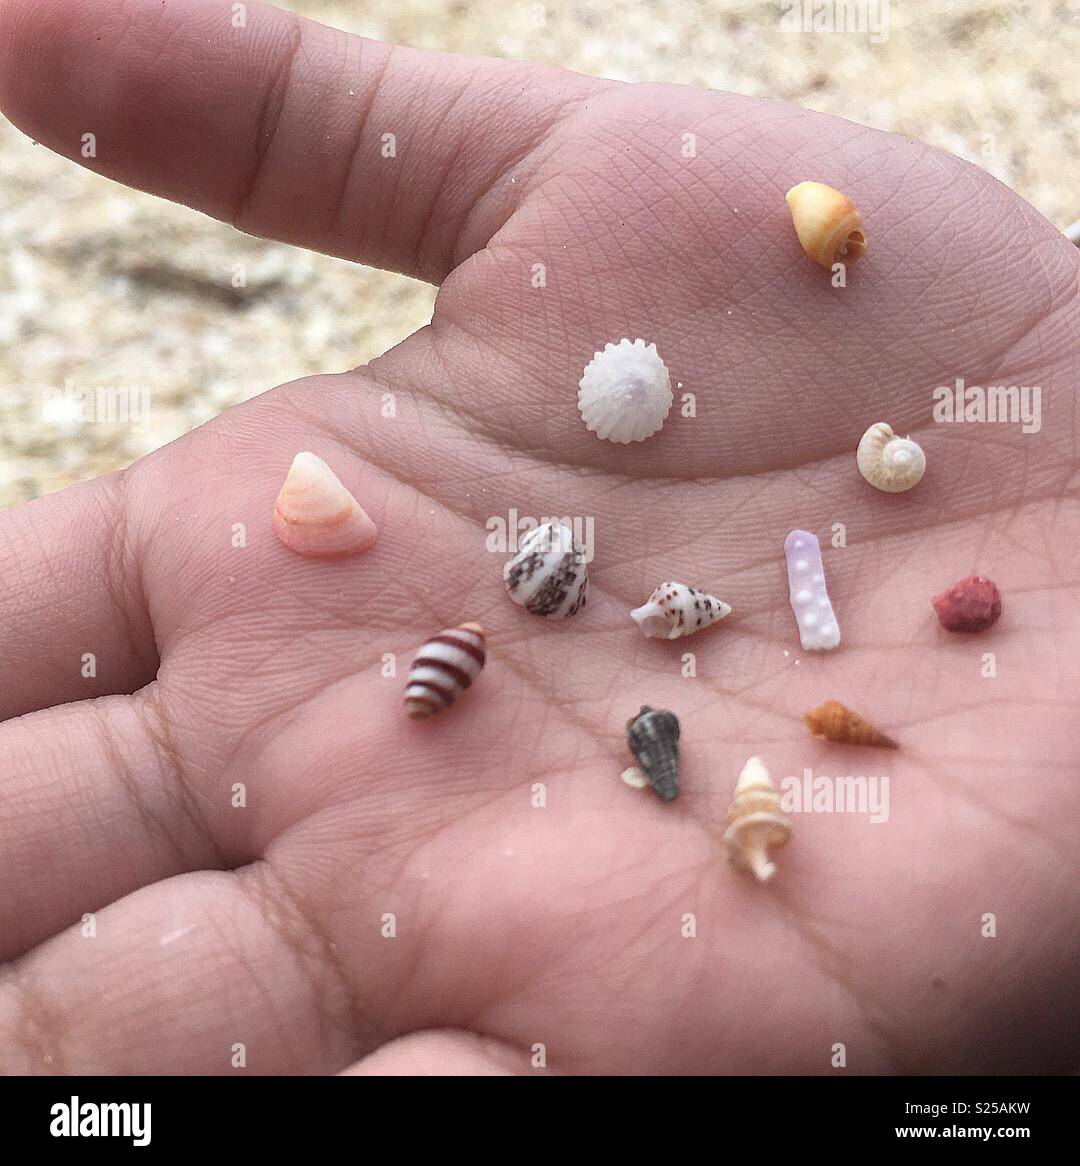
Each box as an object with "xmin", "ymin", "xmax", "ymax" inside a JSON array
[
  {"xmin": 630, "ymin": 581, "xmax": 732, "ymax": 640},
  {"xmin": 856, "ymin": 422, "xmax": 925, "ymax": 493},
  {"xmin": 577, "ymin": 338, "xmax": 673, "ymax": 443}
]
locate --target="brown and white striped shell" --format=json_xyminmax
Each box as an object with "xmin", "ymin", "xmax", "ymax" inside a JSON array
[{"xmin": 404, "ymin": 623, "xmax": 486, "ymax": 720}]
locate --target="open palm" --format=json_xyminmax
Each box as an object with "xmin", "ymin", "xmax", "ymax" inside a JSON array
[{"xmin": 1, "ymin": 0, "xmax": 1077, "ymax": 1075}]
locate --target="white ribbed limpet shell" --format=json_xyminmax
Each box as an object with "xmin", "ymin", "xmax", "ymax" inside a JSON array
[
  {"xmin": 578, "ymin": 338, "xmax": 673, "ymax": 443},
  {"xmin": 856, "ymin": 422, "xmax": 925, "ymax": 493}
]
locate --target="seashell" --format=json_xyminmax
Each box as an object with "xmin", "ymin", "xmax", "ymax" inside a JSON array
[
  {"xmin": 804, "ymin": 700, "xmax": 897, "ymax": 749},
  {"xmin": 723, "ymin": 756, "xmax": 792, "ymax": 883},
  {"xmin": 619, "ymin": 765, "xmax": 651, "ymax": 789},
  {"xmin": 785, "ymin": 181, "xmax": 867, "ymax": 269},
  {"xmin": 630, "ymin": 581, "xmax": 732, "ymax": 640},
  {"xmin": 625, "ymin": 705, "xmax": 680, "ymax": 801},
  {"xmin": 856, "ymin": 422, "xmax": 925, "ymax": 493},
  {"xmin": 404, "ymin": 622, "xmax": 486, "ymax": 719},
  {"xmin": 931, "ymin": 575, "xmax": 1002, "ymax": 633},
  {"xmin": 272, "ymin": 451, "xmax": 378, "ymax": 558},
  {"xmin": 784, "ymin": 530, "xmax": 840, "ymax": 651},
  {"xmin": 503, "ymin": 522, "xmax": 587, "ymax": 618},
  {"xmin": 578, "ymin": 338, "xmax": 673, "ymax": 443}
]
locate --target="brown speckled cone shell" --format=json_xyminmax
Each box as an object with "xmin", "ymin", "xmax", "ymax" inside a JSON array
[{"xmin": 804, "ymin": 700, "xmax": 897, "ymax": 749}]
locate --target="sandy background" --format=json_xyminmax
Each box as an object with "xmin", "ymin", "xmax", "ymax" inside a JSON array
[{"xmin": 2, "ymin": 0, "xmax": 1077, "ymax": 505}]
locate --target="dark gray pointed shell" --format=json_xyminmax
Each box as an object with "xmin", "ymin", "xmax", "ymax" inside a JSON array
[
  {"xmin": 625, "ymin": 705, "xmax": 680, "ymax": 801},
  {"xmin": 503, "ymin": 522, "xmax": 587, "ymax": 619}
]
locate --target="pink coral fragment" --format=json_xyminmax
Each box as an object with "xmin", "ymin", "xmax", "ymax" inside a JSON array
[{"xmin": 931, "ymin": 575, "xmax": 1002, "ymax": 633}]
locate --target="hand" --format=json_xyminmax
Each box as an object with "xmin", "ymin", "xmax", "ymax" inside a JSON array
[{"xmin": 1, "ymin": 0, "xmax": 1076, "ymax": 1075}]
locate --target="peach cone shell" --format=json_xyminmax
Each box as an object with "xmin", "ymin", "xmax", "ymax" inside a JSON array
[{"xmin": 272, "ymin": 452, "xmax": 378, "ymax": 558}]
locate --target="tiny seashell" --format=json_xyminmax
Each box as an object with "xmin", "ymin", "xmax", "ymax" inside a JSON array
[
  {"xmin": 804, "ymin": 700, "xmax": 897, "ymax": 749},
  {"xmin": 856, "ymin": 422, "xmax": 925, "ymax": 493},
  {"xmin": 578, "ymin": 338, "xmax": 673, "ymax": 443},
  {"xmin": 785, "ymin": 181, "xmax": 867, "ymax": 269},
  {"xmin": 404, "ymin": 622, "xmax": 486, "ymax": 720},
  {"xmin": 784, "ymin": 530, "xmax": 840, "ymax": 651},
  {"xmin": 630, "ymin": 581, "xmax": 732, "ymax": 640},
  {"xmin": 723, "ymin": 756, "xmax": 792, "ymax": 883},
  {"xmin": 272, "ymin": 451, "xmax": 378, "ymax": 558},
  {"xmin": 931, "ymin": 575, "xmax": 1002, "ymax": 633},
  {"xmin": 503, "ymin": 522, "xmax": 587, "ymax": 618},
  {"xmin": 619, "ymin": 765, "xmax": 651, "ymax": 789},
  {"xmin": 625, "ymin": 705, "xmax": 680, "ymax": 801}
]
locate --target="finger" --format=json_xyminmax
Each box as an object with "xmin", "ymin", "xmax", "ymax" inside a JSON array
[
  {"xmin": 339, "ymin": 1030, "xmax": 524, "ymax": 1076},
  {"xmin": 0, "ymin": 473, "xmax": 157, "ymax": 720},
  {"xmin": 0, "ymin": 689, "xmax": 222, "ymax": 960},
  {"xmin": 0, "ymin": 863, "xmax": 370, "ymax": 1074},
  {"xmin": 0, "ymin": 0, "xmax": 600, "ymax": 282}
]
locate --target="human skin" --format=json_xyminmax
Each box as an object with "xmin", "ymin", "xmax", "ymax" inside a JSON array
[{"xmin": 0, "ymin": 0, "xmax": 1077, "ymax": 1075}]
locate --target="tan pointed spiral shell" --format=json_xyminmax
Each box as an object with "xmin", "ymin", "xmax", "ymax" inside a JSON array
[{"xmin": 723, "ymin": 757, "xmax": 792, "ymax": 883}]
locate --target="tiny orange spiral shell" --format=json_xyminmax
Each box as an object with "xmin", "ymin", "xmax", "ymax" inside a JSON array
[
  {"xmin": 785, "ymin": 181, "xmax": 867, "ymax": 269},
  {"xmin": 804, "ymin": 700, "xmax": 897, "ymax": 749}
]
